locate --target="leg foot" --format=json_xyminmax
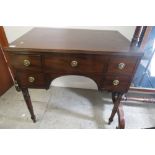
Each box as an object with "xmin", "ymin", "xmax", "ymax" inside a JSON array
[
  {"xmin": 108, "ymin": 118, "xmax": 113, "ymax": 124},
  {"xmin": 31, "ymin": 115, "xmax": 36, "ymax": 123}
]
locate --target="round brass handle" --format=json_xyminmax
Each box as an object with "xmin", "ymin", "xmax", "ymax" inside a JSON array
[
  {"xmin": 24, "ymin": 60, "xmax": 31, "ymax": 67},
  {"xmin": 71, "ymin": 60, "xmax": 78, "ymax": 67},
  {"xmin": 113, "ymin": 80, "xmax": 119, "ymax": 86},
  {"xmin": 118, "ymin": 63, "xmax": 126, "ymax": 70},
  {"xmin": 28, "ymin": 77, "xmax": 35, "ymax": 83}
]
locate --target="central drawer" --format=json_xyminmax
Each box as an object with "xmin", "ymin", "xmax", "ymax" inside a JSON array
[{"xmin": 44, "ymin": 54, "xmax": 108, "ymax": 74}]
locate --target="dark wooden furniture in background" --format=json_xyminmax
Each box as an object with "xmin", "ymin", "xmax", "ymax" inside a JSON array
[
  {"xmin": 0, "ymin": 26, "xmax": 13, "ymax": 96},
  {"xmin": 4, "ymin": 28, "xmax": 143, "ymax": 128},
  {"xmin": 0, "ymin": 26, "xmax": 9, "ymax": 47},
  {"xmin": 129, "ymin": 26, "xmax": 155, "ymax": 104}
]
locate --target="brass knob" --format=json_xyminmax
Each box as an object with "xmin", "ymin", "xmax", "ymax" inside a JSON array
[
  {"xmin": 24, "ymin": 60, "xmax": 31, "ymax": 67},
  {"xmin": 71, "ymin": 60, "xmax": 78, "ymax": 67},
  {"xmin": 113, "ymin": 80, "xmax": 119, "ymax": 86},
  {"xmin": 28, "ymin": 77, "xmax": 35, "ymax": 83},
  {"xmin": 118, "ymin": 63, "xmax": 125, "ymax": 70}
]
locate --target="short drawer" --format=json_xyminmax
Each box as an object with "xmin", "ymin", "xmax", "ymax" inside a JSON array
[
  {"xmin": 107, "ymin": 57, "xmax": 137, "ymax": 75},
  {"xmin": 103, "ymin": 75, "xmax": 131, "ymax": 92},
  {"xmin": 16, "ymin": 72, "xmax": 45, "ymax": 88},
  {"xmin": 44, "ymin": 54, "xmax": 108, "ymax": 74},
  {"xmin": 10, "ymin": 54, "xmax": 42, "ymax": 70}
]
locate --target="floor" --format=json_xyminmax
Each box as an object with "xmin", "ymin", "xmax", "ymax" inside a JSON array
[{"xmin": 0, "ymin": 86, "xmax": 155, "ymax": 129}]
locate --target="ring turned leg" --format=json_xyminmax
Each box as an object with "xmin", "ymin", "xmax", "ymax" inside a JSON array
[
  {"xmin": 108, "ymin": 92, "xmax": 125, "ymax": 129},
  {"xmin": 21, "ymin": 88, "xmax": 36, "ymax": 123}
]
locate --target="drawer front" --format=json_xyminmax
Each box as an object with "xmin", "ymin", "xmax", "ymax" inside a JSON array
[
  {"xmin": 103, "ymin": 75, "xmax": 131, "ymax": 92},
  {"xmin": 10, "ymin": 54, "xmax": 42, "ymax": 70},
  {"xmin": 107, "ymin": 57, "xmax": 137, "ymax": 75},
  {"xmin": 16, "ymin": 72, "xmax": 45, "ymax": 88},
  {"xmin": 44, "ymin": 54, "xmax": 108, "ymax": 73}
]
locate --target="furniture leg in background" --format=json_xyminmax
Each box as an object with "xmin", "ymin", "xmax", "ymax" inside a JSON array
[{"xmin": 117, "ymin": 103, "xmax": 125, "ymax": 129}]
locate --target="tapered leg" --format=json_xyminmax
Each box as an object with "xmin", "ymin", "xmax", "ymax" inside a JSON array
[
  {"xmin": 21, "ymin": 88, "xmax": 36, "ymax": 123},
  {"xmin": 108, "ymin": 92, "xmax": 125, "ymax": 129}
]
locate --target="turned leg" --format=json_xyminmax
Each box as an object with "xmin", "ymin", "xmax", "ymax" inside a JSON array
[
  {"xmin": 21, "ymin": 88, "xmax": 36, "ymax": 123},
  {"xmin": 108, "ymin": 92, "xmax": 125, "ymax": 129}
]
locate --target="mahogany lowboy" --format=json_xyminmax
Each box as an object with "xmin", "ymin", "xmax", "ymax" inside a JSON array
[{"xmin": 4, "ymin": 28, "xmax": 143, "ymax": 128}]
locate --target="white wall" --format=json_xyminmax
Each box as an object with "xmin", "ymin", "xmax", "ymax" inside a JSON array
[
  {"xmin": 4, "ymin": 26, "xmax": 136, "ymax": 90},
  {"xmin": 4, "ymin": 27, "xmax": 33, "ymax": 43}
]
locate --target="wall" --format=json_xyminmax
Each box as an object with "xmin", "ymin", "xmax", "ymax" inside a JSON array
[
  {"xmin": 4, "ymin": 26, "xmax": 136, "ymax": 89},
  {"xmin": 4, "ymin": 27, "xmax": 33, "ymax": 43}
]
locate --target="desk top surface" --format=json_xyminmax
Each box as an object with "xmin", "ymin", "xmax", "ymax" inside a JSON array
[{"xmin": 7, "ymin": 28, "xmax": 141, "ymax": 55}]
